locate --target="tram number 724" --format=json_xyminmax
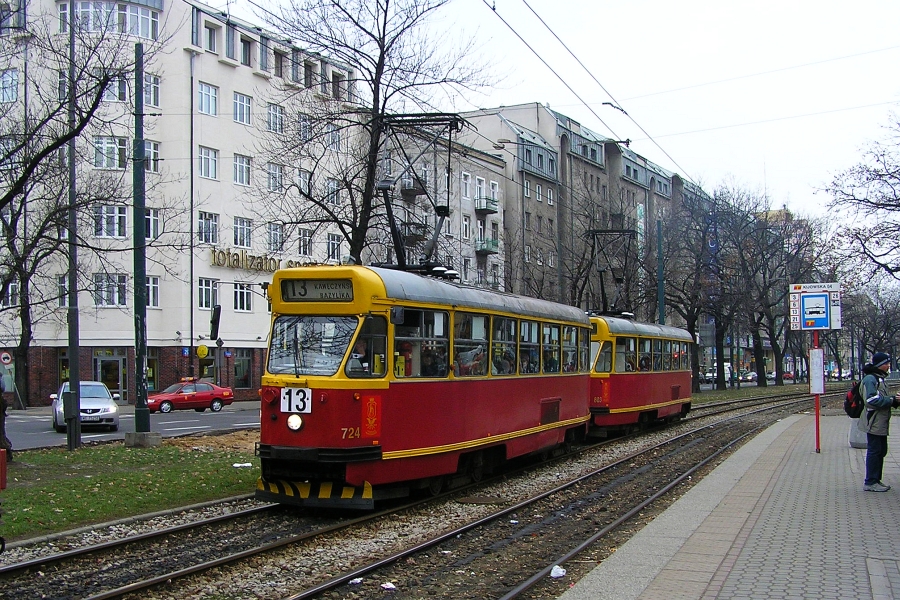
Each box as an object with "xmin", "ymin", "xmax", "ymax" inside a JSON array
[{"xmin": 280, "ymin": 387, "xmax": 313, "ymax": 413}]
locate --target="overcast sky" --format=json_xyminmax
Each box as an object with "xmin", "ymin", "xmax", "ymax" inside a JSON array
[
  {"xmin": 229, "ymin": 0, "xmax": 900, "ymax": 217},
  {"xmin": 438, "ymin": 0, "xmax": 900, "ymax": 217}
]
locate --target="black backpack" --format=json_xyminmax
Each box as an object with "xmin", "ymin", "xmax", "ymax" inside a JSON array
[{"xmin": 844, "ymin": 380, "xmax": 864, "ymax": 418}]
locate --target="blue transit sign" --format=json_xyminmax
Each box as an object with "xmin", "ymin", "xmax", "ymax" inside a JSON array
[{"xmin": 801, "ymin": 293, "xmax": 830, "ymax": 329}]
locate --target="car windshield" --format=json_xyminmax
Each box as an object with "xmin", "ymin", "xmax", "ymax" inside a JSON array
[
  {"xmin": 62, "ymin": 382, "xmax": 112, "ymax": 399},
  {"xmin": 268, "ymin": 315, "xmax": 357, "ymax": 376},
  {"xmin": 161, "ymin": 383, "xmax": 184, "ymax": 393}
]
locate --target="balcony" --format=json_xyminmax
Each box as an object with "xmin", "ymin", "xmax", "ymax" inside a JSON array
[
  {"xmin": 474, "ymin": 196, "xmax": 498, "ymax": 214},
  {"xmin": 475, "ymin": 238, "xmax": 499, "ymax": 255},
  {"xmin": 402, "ymin": 221, "xmax": 428, "ymax": 242}
]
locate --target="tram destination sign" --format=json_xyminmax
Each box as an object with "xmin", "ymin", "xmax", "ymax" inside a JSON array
[
  {"xmin": 788, "ymin": 282, "xmax": 841, "ymax": 331},
  {"xmin": 282, "ymin": 279, "xmax": 354, "ymax": 302}
]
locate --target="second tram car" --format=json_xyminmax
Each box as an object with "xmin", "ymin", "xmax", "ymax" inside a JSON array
[
  {"xmin": 256, "ymin": 265, "xmax": 593, "ymax": 509},
  {"xmin": 588, "ymin": 315, "xmax": 693, "ymax": 435}
]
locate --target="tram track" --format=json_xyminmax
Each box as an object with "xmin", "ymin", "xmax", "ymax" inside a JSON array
[
  {"xmin": 4, "ymin": 392, "xmax": 805, "ymax": 599},
  {"xmin": 0, "ymin": 390, "xmax": 825, "ymax": 599}
]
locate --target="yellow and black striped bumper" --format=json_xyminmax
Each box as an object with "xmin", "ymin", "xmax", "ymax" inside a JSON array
[{"xmin": 255, "ymin": 477, "xmax": 375, "ymax": 509}]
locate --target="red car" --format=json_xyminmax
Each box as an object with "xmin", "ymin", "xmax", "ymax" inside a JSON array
[{"xmin": 147, "ymin": 379, "xmax": 234, "ymax": 413}]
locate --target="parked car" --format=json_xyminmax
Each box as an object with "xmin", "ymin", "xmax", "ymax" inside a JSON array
[
  {"xmin": 50, "ymin": 381, "xmax": 120, "ymax": 433},
  {"xmin": 740, "ymin": 371, "xmax": 758, "ymax": 382},
  {"xmin": 783, "ymin": 371, "xmax": 794, "ymax": 380},
  {"xmin": 147, "ymin": 378, "xmax": 234, "ymax": 413},
  {"xmin": 702, "ymin": 370, "xmax": 716, "ymax": 384}
]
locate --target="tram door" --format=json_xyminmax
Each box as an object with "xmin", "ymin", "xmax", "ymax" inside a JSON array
[{"xmin": 95, "ymin": 358, "xmax": 125, "ymax": 404}]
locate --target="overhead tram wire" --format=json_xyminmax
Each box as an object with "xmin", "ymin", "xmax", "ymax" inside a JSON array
[
  {"xmin": 518, "ymin": 0, "xmax": 695, "ymax": 184},
  {"xmin": 479, "ymin": 0, "xmax": 623, "ymax": 143}
]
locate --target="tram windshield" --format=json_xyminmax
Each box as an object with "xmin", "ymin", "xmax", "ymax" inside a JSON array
[{"xmin": 268, "ymin": 315, "xmax": 357, "ymax": 376}]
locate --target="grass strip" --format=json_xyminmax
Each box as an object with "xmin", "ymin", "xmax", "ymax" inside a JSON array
[{"xmin": 1, "ymin": 442, "xmax": 258, "ymax": 542}]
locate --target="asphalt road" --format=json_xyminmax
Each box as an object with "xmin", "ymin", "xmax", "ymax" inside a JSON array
[{"xmin": 4, "ymin": 401, "xmax": 261, "ymax": 450}]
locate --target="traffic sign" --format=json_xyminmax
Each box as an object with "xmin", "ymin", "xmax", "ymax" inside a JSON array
[{"xmin": 0, "ymin": 351, "xmax": 12, "ymax": 365}]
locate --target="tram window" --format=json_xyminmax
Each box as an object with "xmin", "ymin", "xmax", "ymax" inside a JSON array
[
  {"xmin": 562, "ymin": 325, "xmax": 578, "ymax": 372},
  {"xmin": 652, "ymin": 339, "xmax": 663, "ymax": 371},
  {"xmin": 681, "ymin": 342, "xmax": 690, "ymax": 370},
  {"xmin": 663, "ymin": 340, "xmax": 672, "ymax": 371},
  {"xmin": 346, "ymin": 316, "xmax": 388, "ymax": 378},
  {"xmin": 614, "ymin": 337, "xmax": 636, "ymax": 372},
  {"xmin": 268, "ymin": 315, "xmax": 356, "ymax": 376},
  {"xmin": 579, "ymin": 327, "xmax": 590, "ymax": 372},
  {"xmin": 595, "ymin": 341, "xmax": 612, "ymax": 373},
  {"xmin": 393, "ymin": 308, "xmax": 449, "ymax": 378},
  {"xmin": 542, "ymin": 323, "xmax": 560, "ymax": 373},
  {"xmin": 638, "ymin": 338, "xmax": 652, "ymax": 372},
  {"xmin": 491, "ymin": 317, "xmax": 517, "ymax": 376},
  {"xmin": 454, "ymin": 312, "xmax": 488, "ymax": 376},
  {"xmin": 519, "ymin": 320, "xmax": 539, "ymax": 374}
]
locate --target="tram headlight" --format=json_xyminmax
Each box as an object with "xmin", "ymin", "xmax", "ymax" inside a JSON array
[{"xmin": 286, "ymin": 414, "xmax": 304, "ymax": 431}]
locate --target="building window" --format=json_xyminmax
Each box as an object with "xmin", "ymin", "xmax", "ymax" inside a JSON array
[
  {"xmin": 273, "ymin": 51, "xmax": 285, "ymax": 78},
  {"xmin": 101, "ymin": 75, "xmax": 127, "ymax": 102},
  {"xmin": 332, "ymin": 71, "xmax": 345, "ymax": 99},
  {"xmin": 536, "ymin": 184, "xmax": 542, "ymax": 202},
  {"xmin": 146, "ymin": 275, "xmax": 159, "ymax": 308},
  {"xmin": 233, "ymin": 154, "xmax": 251, "ymax": 186},
  {"xmin": 462, "ymin": 215, "xmax": 470, "ymax": 240},
  {"xmin": 145, "ymin": 208, "xmax": 160, "ymax": 239},
  {"xmin": 57, "ymin": 275, "xmax": 67, "ymax": 308},
  {"xmin": 461, "ymin": 173, "xmax": 471, "ymax": 198},
  {"xmin": 233, "ymin": 92, "xmax": 251, "ymax": 124},
  {"xmin": 548, "ymin": 218, "xmax": 553, "ymax": 236},
  {"xmin": 268, "ymin": 163, "xmax": 283, "ymax": 191},
  {"xmin": 524, "ymin": 148, "xmax": 532, "ymax": 165},
  {"xmin": 233, "ymin": 216, "xmax": 252, "ymax": 248},
  {"xmin": 299, "ymin": 113, "xmax": 311, "ymax": 141},
  {"xmin": 267, "ymin": 103, "xmax": 284, "ymax": 133},
  {"xmin": 94, "ymin": 273, "xmax": 127, "ymax": 307},
  {"xmin": 524, "ymin": 212, "xmax": 531, "ymax": 230},
  {"xmin": 0, "ymin": 278, "xmax": 17, "ymax": 307},
  {"xmin": 93, "ymin": 137, "xmax": 127, "ymax": 169},
  {"xmin": 326, "ymin": 122, "xmax": 341, "ymax": 151},
  {"xmin": 524, "ymin": 245, "xmax": 531, "ymax": 263},
  {"xmin": 268, "ymin": 222, "xmax": 283, "ymax": 252},
  {"xmin": 94, "ymin": 205, "xmax": 126, "ymax": 237},
  {"xmin": 240, "ymin": 38, "xmax": 252, "ymax": 66},
  {"xmin": 524, "ymin": 179, "xmax": 530, "ymax": 197},
  {"xmin": 144, "ymin": 140, "xmax": 159, "ymax": 172},
  {"xmin": 548, "ymin": 250, "xmax": 555, "ymax": 267},
  {"xmin": 198, "ymin": 211, "xmax": 219, "ymax": 244},
  {"xmin": 463, "ymin": 258, "xmax": 471, "ymax": 280},
  {"xmin": 304, "ymin": 62, "xmax": 314, "ymax": 88},
  {"xmin": 537, "ymin": 154, "xmax": 544, "ymax": 169},
  {"xmin": 548, "ymin": 157, "xmax": 555, "ymax": 173},
  {"xmin": 204, "ymin": 24, "xmax": 216, "ymax": 52},
  {"xmin": 0, "ymin": 69, "xmax": 15, "ymax": 103},
  {"xmin": 198, "ymin": 82, "xmax": 217, "ymax": 115},
  {"xmin": 490, "ymin": 181, "xmax": 498, "ymax": 200},
  {"xmin": 234, "ymin": 349, "xmax": 252, "ymax": 389},
  {"xmin": 326, "ymin": 178, "xmax": 340, "ymax": 204},
  {"xmin": 298, "ymin": 169, "xmax": 311, "ymax": 195},
  {"xmin": 299, "ymin": 228, "xmax": 312, "ymax": 256},
  {"xmin": 547, "ymin": 188, "xmax": 554, "ymax": 205},
  {"xmin": 125, "ymin": 5, "xmax": 159, "ymax": 40},
  {"xmin": 198, "ymin": 146, "xmax": 218, "ymax": 179},
  {"xmin": 475, "ymin": 176, "xmax": 485, "ymax": 198},
  {"xmin": 537, "ymin": 216, "xmax": 542, "ymax": 234},
  {"xmin": 198, "ymin": 278, "xmax": 218, "ymax": 309},
  {"xmin": 234, "ymin": 283, "xmax": 252, "ymax": 312},
  {"xmin": 327, "ymin": 233, "xmax": 341, "ymax": 261}
]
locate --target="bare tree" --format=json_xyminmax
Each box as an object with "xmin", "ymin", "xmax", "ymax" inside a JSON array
[
  {"xmin": 828, "ymin": 115, "xmax": 900, "ymax": 279},
  {"xmin": 0, "ymin": 5, "xmax": 172, "ymax": 456},
  {"xmin": 252, "ymin": 0, "xmax": 491, "ymax": 264}
]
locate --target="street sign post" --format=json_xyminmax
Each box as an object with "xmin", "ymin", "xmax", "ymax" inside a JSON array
[{"xmin": 789, "ymin": 282, "xmax": 842, "ymax": 453}]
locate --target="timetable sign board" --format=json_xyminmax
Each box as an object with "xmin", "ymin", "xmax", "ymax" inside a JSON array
[{"xmin": 789, "ymin": 283, "xmax": 842, "ymax": 331}]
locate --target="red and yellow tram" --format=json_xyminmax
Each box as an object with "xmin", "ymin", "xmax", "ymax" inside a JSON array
[
  {"xmin": 256, "ymin": 265, "xmax": 592, "ymax": 508},
  {"xmin": 588, "ymin": 315, "xmax": 693, "ymax": 435}
]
